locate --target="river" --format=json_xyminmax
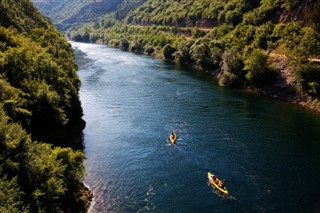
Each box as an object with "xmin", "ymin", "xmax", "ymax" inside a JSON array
[{"xmin": 71, "ymin": 42, "xmax": 320, "ymax": 212}]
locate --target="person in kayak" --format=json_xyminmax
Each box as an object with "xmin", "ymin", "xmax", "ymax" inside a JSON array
[
  {"xmin": 170, "ymin": 132, "xmax": 176, "ymax": 138},
  {"xmin": 219, "ymin": 180, "xmax": 226, "ymax": 189},
  {"xmin": 211, "ymin": 175, "xmax": 225, "ymax": 189}
]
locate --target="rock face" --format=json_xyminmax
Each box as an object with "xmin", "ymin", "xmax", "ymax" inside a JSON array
[{"xmin": 279, "ymin": 0, "xmax": 316, "ymax": 26}]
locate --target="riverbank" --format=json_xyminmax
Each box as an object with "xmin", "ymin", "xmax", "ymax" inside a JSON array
[
  {"xmin": 251, "ymin": 53, "xmax": 320, "ymax": 114},
  {"xmin": 74, "ymin": 40, "xmax": 320, "ymax": 115},
  {"xmin": 154, "ymin": 46, "xmax": 320, "ymax": 114},
  {"xmin": 80, "ymin": 185, "xmax": 93, "ymax": 213}
]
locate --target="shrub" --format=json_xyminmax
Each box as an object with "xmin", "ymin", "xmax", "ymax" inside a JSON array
[
  {"xmin": 296, "ymin": 27, "xmax": 320, "ymax": 57},
  {"xmin": 145, "ymin": 46, "xmax": 155, "ymax": 55},
  {"xmin": 244, "ymin": 50, "xmax": 279, "ymax": 85},
  {"xmin": 209, "ymin": 40, "xmax": 224, "ymax": 67},
  {"xmin": 173, "ymin": 40, "xmax": 193, "ymax": 64},
  {"xmin": 120, "ymin": 39, "xmax": 129, "ymax": 51},
  {"xmin": 219, "ymin": 47, "xmax": 244, "ymax": 87},
  {"xmin": 0, "ymin": 177, "xmax": 28, "ymax": 213},
  {"xmin": 130, "ymin": 38, "xmax": 144, "ymax": 53},
  {"xmin": 163, "ymin": 44, "xmax": 176, "ymax": 59},
  {"xmin": 222, "ymin": 47, "xmax": 243, "ymax": 75},
  {"xmin": 219, "ymin": 72, "xmax": 241, "ymax": 87},
  {"xmin": 295, "ymin": 61, "xmax": 320, "ymax": 96},
  {"xmin": 108, "ymin": 39, "xmax": 120, "ymax": 48},
  {"xmin": 190, "ymin": 39, "xmax": 211, "ymax": 67}
]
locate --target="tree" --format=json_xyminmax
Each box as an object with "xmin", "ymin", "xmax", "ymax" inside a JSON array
[
  {"xmin": 244, "ymin": 50, "xmax": 279, "ymax": 85},
  {"xmin": 130, "ymin": 38, "xmax": 144, "ymax": 53},
  {"xmin": 120, "ymin": 39, "xmax": 129, "ymax": 51},
  {"xmin": 0, "ymin": 177, "xmax": 28, "ymax": 213},
  {"xmin": 297, "ymin": 27, "xmax": 320, "ymax": 57},
  {"xmin": 190, "ymin": 39, "xmax": 211, "ymax": 67},
  {"xmin": 219, "ymin": 47, "xmax": 244, "ymax": 87},
  {"xmin": 163, "ymin": 44, "xmax": 176, "ymax": 59},
  {"xmin": 295, "ymin": 61, "xmax": 320, "ymax": 96}
]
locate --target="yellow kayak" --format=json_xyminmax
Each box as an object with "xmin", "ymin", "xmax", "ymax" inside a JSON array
[
  {"xmin": 169, "ymin": 132, "xmax": 177, "ymax": 144},
  {"xmin": 208, "ymin": 172, "xmax": 229, "ymax": 196}
]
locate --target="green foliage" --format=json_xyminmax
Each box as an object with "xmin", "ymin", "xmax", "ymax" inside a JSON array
[
  {"xmin": 0, "ymin": 177, "xmax": 28, "ymax": 213},
  {"xmin": 272, "ymin": 23, "xmax": 320, "ymax": 57},
  {"xmin": 243, "ymin": 1, "xmax": 282, "ymax": 26},
  {"xmin": 0, "ymin": 0, "xmax": 49, "ymax": 32},
  {"xmin": 0, "ymin": 23, "xmax": 84, "ymax": 146},
  {"xmin": 114, "ymin": 0, "xmax": 147, "ymax": 20},
  {"xmin": 120, "ymin": 38, "xmax": 129, "ymax": 51},
  {"xmin": 174, "ymin": 40, "xmax": 194, "ymax": 64},
  {"xmin": 295, "ymin": 61, "xmax": 320, "ymax": 97},
  {"xmin": 272, "ymin": 22, "xmax": 302, "ymax": 49},
  {"xmin": 25, "ymin": 143, "xmax": 67, "ymax": 211},
  {"xmin": 0, "ymin": 78, "xmax": 31, "ymax": 121},
  {"xmin": 296, "ymin": 28, "xmax": 320, "ymax": 57},
  {"xmin": 252, "ymin": 22, "xmax": 274, "ymax": 49},
  {"xmin": 0, "ymin": 105, "xmax": 30, "ymax": 177},
  {"xmin": 124, "ymin": 0, "xmax": 254, "ymax": 27},
  {"xmin": 190, "ymin": 39, "xmax": 212, "ymax": 68},
  {"xmin": 33, "ymin": 0, "xmax": 124, "ymax": 31},
  {"xmin": 219, "ymin": 47, "xmax": 244, "ymax": 87},
  {"xmin": 108, "ymin": 38, "xmax": 120, "ymax": 48},
  {"xmin": 0, "ymin": 105, "xmax": 86, "ymax": 212},
  {"xmin": 130, "ymin": 37, "xmax": 145, "ymax": 53},
  {"xmin": 24, "ymin": 143, "xmax": 85, "ymax": 212},
  {"xmin": 244, "ymin": 50, "xmax": 279, "ymax": 85},
  {"xmin": 163, "ymin": 44, "xmax": 176, "ymax": 59},
  {"xmin": 0, "ymin": 0, "xmax": 87, "ymax": 212}
]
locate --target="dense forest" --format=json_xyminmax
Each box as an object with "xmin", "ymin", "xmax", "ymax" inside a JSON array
[
  {"xmin": 67, "ymin": 0, "xmax": 320, "ymax": 110},
  {"xmin": 0, "ymin": 0, "xmax": 89, "ymax": 212}
]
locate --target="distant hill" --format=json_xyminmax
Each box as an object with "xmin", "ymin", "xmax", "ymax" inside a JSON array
[
  {"xmin": 122, "ymin": 0, "xmax": 319, "ymax": 28},
  {"xmin": 113, "ymin": 0, "xmax": 146, "ymax": 20},
  {"xmin": 32, "ymin": 0, "xmax": 124, "ymax": 30}
]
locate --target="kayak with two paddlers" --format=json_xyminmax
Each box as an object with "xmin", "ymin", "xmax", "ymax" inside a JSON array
[
  {"xmin": 169, "ymin": 132, "xmax": 177, "ymax": 144},
  {"xmin": 208, "ymin": 172, "xmax": 229, "ymax": 196},
  {"xmin": 169, "ymin": 131, "xmax": 177, "ymax": 144}
]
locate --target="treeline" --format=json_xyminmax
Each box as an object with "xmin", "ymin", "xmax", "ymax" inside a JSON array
[
  {"xmin": 123, "ymin": 0, "xmax": 318, "ymax": 27},
  {"xmin": 1, "ymin": 0, "xmax": 88, "ymax": 212},
  {"xmin": 69, "ymin": 0, "xmax": 320, "ymax": 97}
]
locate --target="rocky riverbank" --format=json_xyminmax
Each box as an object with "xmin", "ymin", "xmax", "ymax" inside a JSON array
[{"xmin": 255, "ymin": 53, "xmax": 320, "ymax": 113}]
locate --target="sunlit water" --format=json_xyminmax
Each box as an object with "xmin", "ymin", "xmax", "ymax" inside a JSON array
[{"xmin": 71, "ymin": 42, "xmax": 320, "ymax": 212}]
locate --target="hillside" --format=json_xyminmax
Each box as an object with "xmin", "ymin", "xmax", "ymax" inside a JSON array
[
  {"xmin": 68, "ymin": 0, "xmax": 320, "ymax": 112},
  {"xmin": 124, "ymin": 0, "xmax": 318, "ymax": 27},
  {"xmin": 32, "ymin": 0, "xmax": 124, "ymax": 30},
  {"xmin": 0, "ymin": 0, "xmax": 89, "ymax": 212}
]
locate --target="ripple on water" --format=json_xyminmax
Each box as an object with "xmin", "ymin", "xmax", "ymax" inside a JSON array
[{"xmin": 71, "ymin": 42, "xmax": 320, "ymax": 213}]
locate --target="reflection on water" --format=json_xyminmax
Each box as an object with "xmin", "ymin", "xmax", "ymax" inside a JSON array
[{"xmin": 72, "ymin": 42, "xmax": 320, "ymax": 213}]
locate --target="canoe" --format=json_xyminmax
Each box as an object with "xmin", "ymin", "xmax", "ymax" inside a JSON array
[
  {"xmin": 208, "ymin": 172, "xmax": 229, "ymax": 196},
  {"xmin": 169, "ymin": 133, "xmax": 177, "ymax": 144}
]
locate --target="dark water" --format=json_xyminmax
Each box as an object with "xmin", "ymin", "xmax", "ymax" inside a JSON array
[{"xmin": 71, "ymin": 42, "xmax": 320, "ymax": 213}]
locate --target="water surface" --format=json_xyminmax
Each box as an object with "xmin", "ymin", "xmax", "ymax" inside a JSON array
[{"xmin": 72, "ymin": 42, "xmax": 320, "ymax": 212}]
